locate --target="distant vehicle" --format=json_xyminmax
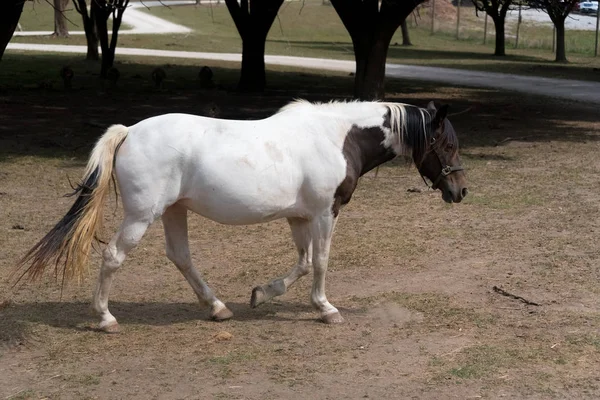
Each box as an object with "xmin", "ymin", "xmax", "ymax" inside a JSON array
[{"xmin": 579, "ymin": 1, "xmax": 598, "ymax": 14}]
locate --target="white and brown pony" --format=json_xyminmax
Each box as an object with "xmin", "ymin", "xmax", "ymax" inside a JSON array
[{"xmin": 16, "ymin": 100, "xmax": 467, "ymax": 332}]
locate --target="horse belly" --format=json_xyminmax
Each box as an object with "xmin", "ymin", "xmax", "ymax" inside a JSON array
[{"xmin": 179, "ymin": 168, "xmax": 309, "ymax": 225}]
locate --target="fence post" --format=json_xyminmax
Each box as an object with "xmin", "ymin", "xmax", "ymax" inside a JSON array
[
  {"xmin": 483, "ymin": 13, "xmax": 488, "ymax": 44},
  {"xmin": 595, "ymin": 8, "xmax": 599, "ymax": 56},
  {"xmin": 515, "ymin": 4, "xmax": 522, "ymax": 48},
  {"xmin": 552, "ymin": 25, "xmax": 556, "ymax": 53},
  {"xmin": 456, "ymin": 0, "xmax": 461, "ymax": 40},
  {"xmin": 431, "ymin": 0, "xmax": 436, "ymax": 34}
]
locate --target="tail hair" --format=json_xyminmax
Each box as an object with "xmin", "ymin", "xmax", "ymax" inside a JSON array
[{"xmin": 13, "ymin": 124, "xmax": 129, "ymax": 285}]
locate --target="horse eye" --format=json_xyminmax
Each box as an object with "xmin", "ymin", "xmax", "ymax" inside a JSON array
[{"xmin": 445, "ymin": 143, "xmax": 454, "ymax": 151}]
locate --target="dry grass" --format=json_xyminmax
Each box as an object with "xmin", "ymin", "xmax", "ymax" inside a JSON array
[{"xmin": 1, "ymin": 58, "xmax": 600, "ymax": 399}]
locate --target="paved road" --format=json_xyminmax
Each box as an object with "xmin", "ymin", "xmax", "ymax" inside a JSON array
[{"xmin": 6, "ymin": 43, "xmax": 600, "ymax": 104}]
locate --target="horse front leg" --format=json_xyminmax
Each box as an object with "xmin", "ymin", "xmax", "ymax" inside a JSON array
[
  {"xmin": 309, "ymin": 212, "xmax": 343, "ymax": 324},
  {"xmin": 250, "ymin": 218, "xmax": 312, "ymax": 308}
]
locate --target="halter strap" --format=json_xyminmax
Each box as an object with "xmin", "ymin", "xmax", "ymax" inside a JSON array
[
  {"xmin": 419, "ymin": 137, "xmax": 464, "ymax": 189},
  {"xmin": 432, "ymin": 165, "xmax": 464, "ymax": 188}
]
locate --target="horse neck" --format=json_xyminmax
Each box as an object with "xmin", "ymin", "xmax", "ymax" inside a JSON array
[{"xmin": 343, "ymin": 124, "xmax": 396, "ymax": 177}]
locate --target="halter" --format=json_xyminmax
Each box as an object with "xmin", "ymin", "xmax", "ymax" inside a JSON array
[{"xmin": 419, "ymin": 136, "xmax": 464, "ymax": 189}]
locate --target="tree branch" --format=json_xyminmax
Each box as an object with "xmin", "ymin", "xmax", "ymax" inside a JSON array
[
  {"xmin": 330, "ymin": 0, "xmax": 362, "ymax": 38},
  {"xmin": 225, "ymin": 0, "xmax": 247, "ymax": 35}
]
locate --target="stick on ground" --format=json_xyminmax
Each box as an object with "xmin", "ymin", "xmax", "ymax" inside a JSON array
[{"xmin": 492, "ymin": 285, "xmax": 541, "ymax": 306}]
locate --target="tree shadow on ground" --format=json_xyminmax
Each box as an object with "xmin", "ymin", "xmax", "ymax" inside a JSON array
[{"xmin": 0, "ymin": 53, "xmax": 598, "ymax": 164}]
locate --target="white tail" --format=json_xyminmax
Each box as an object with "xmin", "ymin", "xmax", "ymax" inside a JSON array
[{"xmin": 14, "ymin": 125, "xmax": 129, "ymax": 284}]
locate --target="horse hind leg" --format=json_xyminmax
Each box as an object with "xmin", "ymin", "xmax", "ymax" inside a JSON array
[
  {"xmin": 250, "ymin": 217, "xmax": 312, "ymax": 308},
  {"xmin": 92, "ymin": 215, "xmax": 152, "ymax": 333},
  {"xmin": 162, "ymin": 204, "xmax": 233, "ymax": 321}
]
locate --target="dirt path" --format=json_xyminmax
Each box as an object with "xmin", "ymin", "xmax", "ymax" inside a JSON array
[{"xmin": 1, "ymin": 68, "xmax": 600, "ymax": 399}]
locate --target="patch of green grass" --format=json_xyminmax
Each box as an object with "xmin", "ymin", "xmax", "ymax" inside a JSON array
[
  {"xmin": 207, "ymin": 351, "xmax": 257, "ymax": 380},
  {"xmin": 420, "ymin": 5, "xmax": 600, "ymax": 57},
  {"xmin": 208, "ymin": 351, "xmax": 256, "ymax": 365},
  {"xmin": 446, "ymin": 344, "xmax": 532, "ymax": 380},
  {"xmin": 19, "ymin": 0, "xmax": 83, "ymax": 32},
  {"xmin": 429, "ymin": 355, "xmax": 446, "ymax": 367},
  {"xmin": 63, "ymin": 373, "xmax": 102, "ymax": 386},
  {"xmin": 434, "ymin": 332, "xmax": 600, "ymax": 384},
  {"xmin": 554, "ymin": 357, "xmax": 567, "ymax": 365},
  {"xmin": 450, "ymin": 364, "xmax": 482, "ymax": 379},
  {"xmin": 464, "ymin": 192, "xmax": 542, "ymax": 210},
  {"xmin": 565, "ymin": 333, "xmax": 600, "ymax": 351},
  {"xmin": 6, "ymin": 390, "xmax": 37, "ymax": 400},
  {"xmin": 18, "ymin": 0, "xmax": 126, "ymax": 32}
]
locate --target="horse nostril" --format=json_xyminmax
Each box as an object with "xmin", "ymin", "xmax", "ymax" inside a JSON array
[{"xmin": 461, "ymin": 188, "xmax": 469, "ymax": 198}]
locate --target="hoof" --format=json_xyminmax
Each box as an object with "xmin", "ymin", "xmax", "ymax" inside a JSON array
[
  {"xmin": 250, "ymin": 286, "xmax": 266, "ymax": 308},
  {"xmin": 99, "ymin": 321, "xmax": 120, "ymax": 334},
  {"xmin": 321, "ymin": 312, "xmax": 344, "ymax": 324},
  {"xmin": 211, "ymin": 306, "xmax": 233, "ymax": 322}
]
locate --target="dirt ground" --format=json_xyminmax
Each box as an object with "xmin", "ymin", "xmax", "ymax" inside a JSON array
[{"xmin": 1, "ymin": 59, "xmax": 600, "ymax": 399}]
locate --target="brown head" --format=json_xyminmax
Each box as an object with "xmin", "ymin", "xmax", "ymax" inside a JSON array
[{"xmin": 416, "ymin": 102, "xmax": 468, "ymax": 203}]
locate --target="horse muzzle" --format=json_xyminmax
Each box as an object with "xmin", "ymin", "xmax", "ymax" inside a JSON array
[{"xmin": 442, "ymin": 186, "xmax": 468, "ymax": 203}]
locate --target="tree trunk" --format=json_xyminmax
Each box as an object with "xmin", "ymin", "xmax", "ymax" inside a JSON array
[
  {"xmin": 492, "ymin": 15, "xmax": 506, "ymax": 56},
  {"xmin": 85, "ymin": 5, "xmax": 99, "ymax": 60},
  {"xmin": 92, "ymin": 1, "xmax": 112, "ymax": 77},
  {"xmin": 225, "ymin": 0, "xmax": 283, "ymax": 92},
  {"xmin": 109, "ymin": 5, "xmax": 125, "ymax": 63},
  {"xmin": 330, "ymin": 0, "xmax": 424, "ymax": 101},
  {"xmin": 53, "ymin": 0, "xmax": 70, "ymax": 37},
  {"xmin": 93, "ymin": 0, "xmax": 128, "ymax": 77},
  {"xmin": 0, "ymin": 0, "xmax": 25, "ymax": 61},
  {"xmin": 353, "ymin": 33, "xmax": 391, "ymax": 100},
  {"xmin": 239, "ymin": 31, "xmax": 267, "ymax": 91},
  {"xmin": 400, "ymin": 19, "xmax": 412, "ymax": 46},
  {"xmin": 74, "ymin": 0, "xmax": 99, "ymax": 60},
  {"xmin": 555, "ymin": 21, "xmax": 567, "ymax": 62}
]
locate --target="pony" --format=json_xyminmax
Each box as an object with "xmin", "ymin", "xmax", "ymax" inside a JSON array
[{"xmin": 15, "ymin": 100, "xmax": 467, "ymax": 332}]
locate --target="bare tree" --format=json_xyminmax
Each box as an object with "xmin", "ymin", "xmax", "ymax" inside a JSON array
[
  {"xmin": 73, "ymin": 0, "xmax": 99, "ymax": 60},
  {"xmin": 472, "ymin": 0, "xmax": 513, "ymax": 56},
  {"xmin": 224, "ymin": 0, "xmax": 284, "ymax": 92},
  {"xmin": 0, "ymin": 0, "xmax": 26, "ymax": 61},
  {"xmin": 330, "ymin": 0, "xmax": 426, "ymax": 100},
  {"xmin": 92, "ymin": 0, "xmax": 130, "ymax": 77},
  {"xmin": 53, "ymin": 0, "xmax": 70, "ymax": 37},
  {"xmin": 528, "ymin": 0, "xmax": 578, "ymax": 62}
]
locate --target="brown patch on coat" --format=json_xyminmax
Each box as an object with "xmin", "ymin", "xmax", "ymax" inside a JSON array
[{"xmin": 332, "ymin": 116, "xmax": 395, "ymax": 217}]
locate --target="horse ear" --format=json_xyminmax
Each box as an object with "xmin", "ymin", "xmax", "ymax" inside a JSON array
[
  {"xmin": 427, "ymin": 101, "xmax": 437, "ymax": 112},
  {"xmin": 432, "ymin": 104, "xmax": 449, "ymax": 130},
  {"xmin": 435, "ymin": 104, "xmax": 449, "ymax": 122}
]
